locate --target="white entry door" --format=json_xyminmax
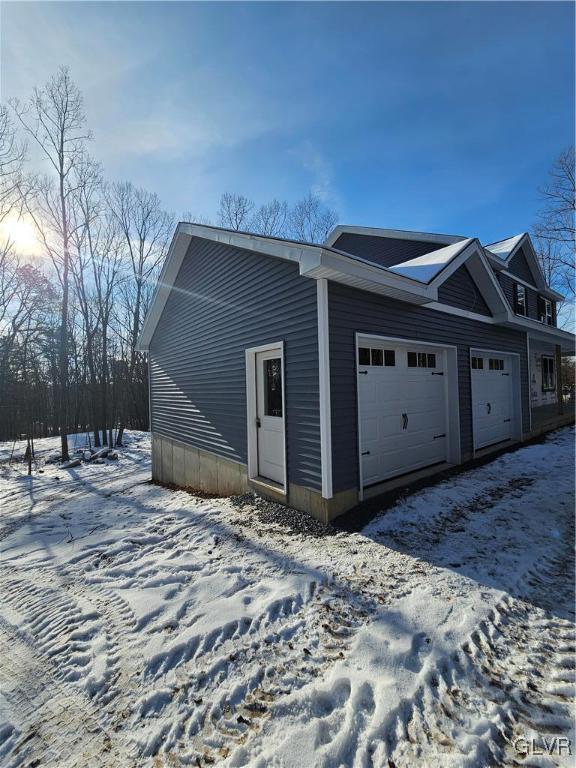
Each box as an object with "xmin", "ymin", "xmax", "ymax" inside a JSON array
[
  {"xmin": 256, "ymin": 349, "xmax": 285, "ymax": 485},
  {"xmin": 358, "ymin": 342, "xmax": 449, "ymax": 487},
  {"xmin": 471, "ymin": 352, "xmax": 514, "ymax": 449}
]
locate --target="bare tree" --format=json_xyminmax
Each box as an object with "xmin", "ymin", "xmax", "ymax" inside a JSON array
[
  {"xmin": 108, "ymin": 181, "xmax": 173, "ymax": 444},
  {"xmin": 11, "ymin": 67, "xmax": 91, "ymax": 460},
  {"xmin": 532, "ymin": 147, "xmax": 575, "ymax": 327},
  {"xmin": 251, "ymin": 198, "xmax": 289, "ymax": 237},
  {"xmin": 217, "ymin": 192, "xmax": 254, "ymax": 231},
  {"xmin": 287, "ymin": 193, "xmax": 338, "ymax": 244}
]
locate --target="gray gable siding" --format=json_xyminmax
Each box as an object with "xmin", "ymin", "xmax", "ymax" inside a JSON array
[
  {"xmin": 328, "ymin": 281, "xmax": 529, "ymax": 494},
  {"xmin": 149, "ymin": 238, "xmax": 321, "ymax": 491},
  {"xmin": 437, "ymin": 265, "xmax": 491, "ymax": 316},
  {"xmin": 497, "ymin": 272, "xmax": 551, "ymax": 323},
  {"xmin": 332, "ymin": 233, "xmax": 445, "ymax": 268},
  {"xmin": 508, "ymin": 248, "xmax": 537, "ymax": 285}
]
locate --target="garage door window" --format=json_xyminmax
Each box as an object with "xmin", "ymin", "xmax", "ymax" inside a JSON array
[
  {"xmin": 489, "ymin": 358, "xmax": 504, "ymax": 371},
  {"xmin": 407, "ymin": 351, "xmax": 436, "ymax": 368},
  {"xmin": 471, "ymin": 357, "xmax": 484, "ymax": 369},
  {"xmin": 358, "ymin": 347, "xmax": 395, "ymax": 367}
]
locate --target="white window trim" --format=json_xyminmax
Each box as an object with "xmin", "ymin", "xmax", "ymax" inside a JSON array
[
  {"xmin": 245, "ymin": 341, "xmax": 287, "ymax": 495},
  {"xmin": 317, "ymin": 279, "xmax": 333, "ymax": 499},
  {"xmin": 469, "ymin": 347, "xmax": 523, "ymax": 450},
  {"xmin": 355, "ymin": 333, "xmax": 461, "ymax": 499}
]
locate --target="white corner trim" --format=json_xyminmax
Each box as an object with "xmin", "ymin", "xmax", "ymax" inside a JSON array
[{"xmin": 317, "ymin": 279, "xmax": 333, "ymax": 499}]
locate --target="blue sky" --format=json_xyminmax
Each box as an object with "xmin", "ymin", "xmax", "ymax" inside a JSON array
[{"xmin": 2, "ymin": 1, "xmax": 574, "ymax": 243}]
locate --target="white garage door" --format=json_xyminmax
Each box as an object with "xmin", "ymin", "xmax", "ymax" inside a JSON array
[
  {"xmin": 471, "ymin": 352, "xmax": 514, "ymax": 450},
  {"xmin": 357, "ymin": 342, "xmax": 449, "ymax": 487}
]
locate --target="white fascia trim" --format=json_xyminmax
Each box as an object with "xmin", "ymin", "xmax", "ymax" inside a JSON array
[
  {"xmin": 425, "ymin": 302, "xmax": 497, "ymax": 324},
  {"xmin": 304, "ymin": 249, "xmax": 436, "ymax": 301},
  {"xmin": 317, "ymin": 279, "xmax": 333, "ymax": 499},
  {"xmin": 178, "ymin": 223, "xmax": 322, "ymax": 265},
  {"xmin": 325, "ymin": 224, "xmax": 466, "ymax": 248}
]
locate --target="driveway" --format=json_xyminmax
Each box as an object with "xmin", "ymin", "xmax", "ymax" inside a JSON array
[{"xmin": 0, "ymin": 428, "xmax": 574, "ymax": 767}]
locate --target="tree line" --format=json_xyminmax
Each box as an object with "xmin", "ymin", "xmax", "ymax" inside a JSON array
[
  {"xmin": 1, "ymin": 68, "xmax": 573, "ymax": 462},
  {"xmin": 0, "ymin": 68, "xmax": 339, "ymax": 458}
]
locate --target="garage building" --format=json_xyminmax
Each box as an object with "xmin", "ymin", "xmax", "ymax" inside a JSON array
[{"xmin": 137, "ymin": 223, "xmax": 574, "ymax": 522}]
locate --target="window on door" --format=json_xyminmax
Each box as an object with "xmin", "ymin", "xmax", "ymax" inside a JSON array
[
  {"xmin": 541, "ymin": 356, "xmax": 556, "ymax": 392},
  {"xmin": 488, "ymin": 358, "xmax": 505, "ymax": 371},
  {"xmin": 514, "ymin": 283, "xmax": 527, "ymax": 316},
  {"xmin": 471, "ymin": 356, "xmax": 484, "ymax": 369},
  {"xmin": 407, "ymin": 351, "xmax": 436, "ymax": 368},
  {"xmin": 358, "ymin": 347, "xmax": 396, "ymax": 366},
  {"xmin": 264, "ymin": 358, "xmax": 283, "ymax": 416}
]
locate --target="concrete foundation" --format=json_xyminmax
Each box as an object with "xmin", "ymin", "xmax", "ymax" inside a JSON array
[{"xmin": 151, "ymin": 433, "xmax": 358, "ymax": 523}]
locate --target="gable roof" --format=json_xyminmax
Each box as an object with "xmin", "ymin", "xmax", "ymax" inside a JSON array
[
  {"xmin": 484, "ymin": 233, "xmax": 525, "ymax": 261},
  {"xmin": 136, "ymin": 223, "xmax": 572, "ymax": 352},
  {"xmin": 325, "ymin": 224, "xmax": 466, "ymax": 248},
  {"xmin": 387, "ymin": 239, "xmax": 474, "ymax": 283},
  {"xmin": 483, "ymin": 232, "xmax": 563, "ymax": 301}
]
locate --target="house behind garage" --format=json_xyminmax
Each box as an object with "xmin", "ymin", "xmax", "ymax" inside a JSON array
[{"xmin": 137, "ymin": 223, "xmax": 575, "ymax": 522}]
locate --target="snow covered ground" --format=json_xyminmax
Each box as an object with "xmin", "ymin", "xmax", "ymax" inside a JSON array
[{"xmin": 0, "ymin": 428, "xmax": 574, "ymax": 768}]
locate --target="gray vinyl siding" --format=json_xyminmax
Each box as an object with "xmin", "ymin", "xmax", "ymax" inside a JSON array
[
  {"xmin": 149, "ymin": 238, "xmax": 321, "ymax": 490},
  {"xmin": 332, "ymin": 233, "xmax": 446, "ymax": 269},
  {"xmin": 437, "ymin": 265, "xmax": 491, "ymax": 316},
  {"xmin": 508, "ymin": 248, "xmax": 537, "ymax": 285},
  {"xmin": 328, "ymin": 281, "xmax": 529, "ymax": 493}
]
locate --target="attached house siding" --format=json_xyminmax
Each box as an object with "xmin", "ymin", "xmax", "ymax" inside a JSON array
[
  {"xmin": 332, "ymin": 233, "xmax": 446, "ymax": 269},
  {"xmin": 437, "ymin": 265, "xmax": 492, "ymax": 316},
  {"xmin": 149, "ymin": 238, "xmax": 321, "ymax": 491},
  {"xmin": 328, "ymin": 282, "xmax": 529, "ymax": 494}
]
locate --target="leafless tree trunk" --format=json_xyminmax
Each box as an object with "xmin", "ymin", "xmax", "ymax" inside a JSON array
[
  {"xmin": 11, "ymin": 67, "xmax": 91, "ymax": 460},
  {"xmin": 108, "ymin": 181, "xmax": 173, "ymax": 444}
]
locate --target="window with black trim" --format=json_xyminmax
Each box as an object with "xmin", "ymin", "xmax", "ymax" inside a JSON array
[
  {"xmin": 471, "ymin": 357, "xmax": 484, "ymax": 370},
  {"xmin": 358, "ymin": 347, "xmax": 396, "ymax": 367},
  {"xmin": 407, "ymin": 351, "xmax": 437, "ymax": 368},
  {"xmin": 514, "ymin": 283, "xmax": 527, "ymax": 316},
  {"xmin": 537, "ymin": 296, "xmax": 553, "ymax": 326},
  {"xmin": 541, "ymin": 356, "xmax": 556, "ymax": 391},
  {"xmin": 488, "ymin": 358, "xmax": 504, "ymax": 371}
]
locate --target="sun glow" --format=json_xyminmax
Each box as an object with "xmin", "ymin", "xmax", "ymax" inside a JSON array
[{"xmin": 0, "ymin": 213, "xmax": 42, "ymax": 256}]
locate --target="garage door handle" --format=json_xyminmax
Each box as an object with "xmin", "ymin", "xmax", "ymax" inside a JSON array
[
  {"xmin": 361, "ymin": 450, "xmax": 370, "ymax": 456},
  {"xmin": 431, "ymin": 372, "xmax": 444, "ymax": 376},
  {"xmin": 486, "ymin": 402, "xmax": 491, "ymax": 414},
  {"xmin": 433, "ymin": 433, "xmax": 446, "ymax": 439},
  {"xmin": 402, "ymin": 413, "xmax": 408, "ymax": 430},
  {"xmin": 502, "ymin": 373, "xmax": 510, "ymax": 376},
  {"xmin": 503, "ymin": 418, "xmax": 511, "ymax": 423},
  {"xmin": 358, "ymin": 370, "xmax": 368, "ymax": 375}
]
